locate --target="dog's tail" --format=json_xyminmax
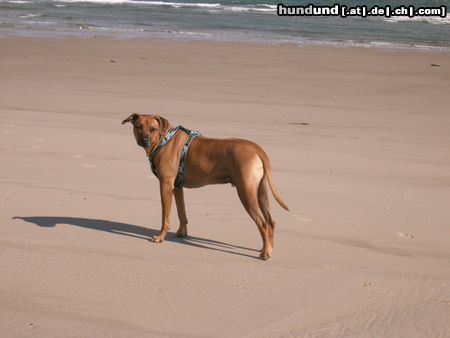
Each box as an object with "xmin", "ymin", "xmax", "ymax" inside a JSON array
[{"xmin": 258, "ymin": 150, "xmax": 289, "ymax": 211}]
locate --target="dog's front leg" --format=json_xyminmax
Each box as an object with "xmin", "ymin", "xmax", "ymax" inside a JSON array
[
  {"xmin": 152, "ymin": 179, "xmax": 174, "ymax": 243},
  {"xmin": 174, "ymin": 188, "xmax": 188, "ymax": 237}
]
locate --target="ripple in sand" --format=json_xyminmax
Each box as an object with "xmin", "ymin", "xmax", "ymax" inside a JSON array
[{"xmin": 293, "ymin": 214, "xmax": 318, "ymax": 222}]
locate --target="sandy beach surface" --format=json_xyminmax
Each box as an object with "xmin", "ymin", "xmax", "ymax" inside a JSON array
[{"xmin": 1, "ymin": 37, "xmax": 450, "ymax": 337}]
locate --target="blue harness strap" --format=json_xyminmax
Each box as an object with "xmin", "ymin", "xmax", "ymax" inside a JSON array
[{"xmin": 148, "ymin": 125, "xmax": 201, "ymax": 189}]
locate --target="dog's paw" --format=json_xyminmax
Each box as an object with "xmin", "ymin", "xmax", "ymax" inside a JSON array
[
  {"xmin": 175, "ymin": 229, "xmax": 188, "ymax": 237},
  {"xmin": 151, "ymin": 235, "xmax": 164, "ymax": 243},
  {"xmin": 259, "ymin": 252, "xmax": 271, "ymax": 261}
]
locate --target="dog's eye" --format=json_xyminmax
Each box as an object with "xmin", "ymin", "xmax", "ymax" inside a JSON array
[{"xmin": 149, "ymin": 127, "xmax": 157, "ymax": 132}]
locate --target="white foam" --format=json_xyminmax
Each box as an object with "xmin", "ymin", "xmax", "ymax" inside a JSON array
[
  {"xmin": 19, "ymin": 13, "xmax": 41, "ymax": 18},
  {"xmin": 22, "ymin": 20, "xmax": 58, "ymax": 26},
  {"xmin": 229, "ymin": 6, "xmax": 275, "ymax": 13},
  {"xmin": 178, "ymin": 30, "xmax": 212, "ymax": 37},
  {"xmin": 54, "ymin": 0, "xmax": 221, "ymax": 8},
  {"xmin": 138, "ymin": 1, "xmax": 221, "ymax": 8},
  {"xmin": 49, "ymin": 0, "xmax": 276, "ymax": 14},
  {"xmin": 377, "ymin": 16, "xmax": 450, "ymax": 25}
]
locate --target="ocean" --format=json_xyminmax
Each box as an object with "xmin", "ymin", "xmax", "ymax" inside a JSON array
[{"xmin": 0, "ymin": 0, "xmax": 449, "ymax": 48}]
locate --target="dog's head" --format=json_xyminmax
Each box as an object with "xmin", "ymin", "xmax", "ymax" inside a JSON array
[{"xmin": 122, "ymin": 113, "xmax": 170, "ymax": 150}]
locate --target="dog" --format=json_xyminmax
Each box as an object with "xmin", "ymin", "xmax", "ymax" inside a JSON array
[{"xmin": 122, "ymin": 113, "xmax": 289, "ymax": 260}]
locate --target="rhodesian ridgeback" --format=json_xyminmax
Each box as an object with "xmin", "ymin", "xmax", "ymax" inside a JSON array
[{"xmin": 122, "ymin": 114, "xmax": 289, "ymax": 260}]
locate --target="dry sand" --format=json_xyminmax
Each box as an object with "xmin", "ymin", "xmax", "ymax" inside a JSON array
[{"xmin": 1, "ymin": 37, "xmax": 450, "ymax": 337}]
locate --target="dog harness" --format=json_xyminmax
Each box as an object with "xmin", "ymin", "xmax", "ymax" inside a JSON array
[{"xmin": 148, "ymin": 125, "xmax": 201, "ymax": 189}]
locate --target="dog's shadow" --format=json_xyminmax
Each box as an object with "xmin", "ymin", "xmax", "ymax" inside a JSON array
[{"xmin": 13, "ymin": 216, "xmax": 259, "ymax": 259}]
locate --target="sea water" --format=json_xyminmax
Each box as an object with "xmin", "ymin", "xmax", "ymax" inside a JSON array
[{"xmin": 0, "ymin": 0, "xmax": 449, "ymax": 48}]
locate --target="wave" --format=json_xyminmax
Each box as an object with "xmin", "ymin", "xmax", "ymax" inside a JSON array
[
  {"xmin": 54, "ymin": 0, "xmax": 221, "ymax": 7},
  {"xmin": 48, "ymin": 0, "xmax": 276, "ymax": 13},
  {"xmin": 304, "ymin": 38, "xmax": 449, "ymax": 51},
  {"xmin": 64, "ymin": 24, "xmax": 218, "ymax": 39},
  {"xmin": 0, "ymin": 0, "xmax": 278, "ymax": 15},
  {"xmin": 229, "ymin": 4, "xmax": 275, "ymax": 13},
  {"xmin": 19, "ymin": 13, "xmax": 42, "ymax": 18},
  {"xmin": 20, "ymin": 19, "xmax": 58, "ymax": 25},
  {"xmin": 375, "ymin": 15, "xmax": 450, "ymax": 26}
]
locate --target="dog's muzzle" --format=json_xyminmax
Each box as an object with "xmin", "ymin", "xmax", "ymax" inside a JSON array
[{"xmin": 138, "ymin": 137, "xmax": 150, "ymax": 147}]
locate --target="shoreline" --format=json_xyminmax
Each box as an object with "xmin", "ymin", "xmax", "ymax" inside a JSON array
[{"xmin": 1, "ymin": 29, "xmax": 450, "ymax": 53}]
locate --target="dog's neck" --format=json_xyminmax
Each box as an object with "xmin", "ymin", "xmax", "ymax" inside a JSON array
[
  {"xmin": 144, "ymin": 140, "xmax": 161, "ymax": 157},
  {"xmin": 144, "ymin": 144, "xmax": 155, "ymax": 157},
  {"xmin": 143, "ymin": 124, "xmax": 174, "ymax": 157}
]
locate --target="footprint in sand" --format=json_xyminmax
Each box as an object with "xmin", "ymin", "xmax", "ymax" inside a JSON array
[
  {"xmin": 397, "ymin": 232, "xmax": 414, "ymax": 239},
  {"xmin": 432, "ymin": 298, "xmax": 450, "ymax": 305},
  {"xmin": 293, "ymin": 214, "xmax": 318, "ymax": 223},
  {"xmin": 362, "ymin": 280, "xmax": 374, "ymax": 287}
]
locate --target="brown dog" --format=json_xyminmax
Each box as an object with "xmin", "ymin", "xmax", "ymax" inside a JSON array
[{"xmin": 122, "ymin": 113, "xmax": 289, "ymax": 260}]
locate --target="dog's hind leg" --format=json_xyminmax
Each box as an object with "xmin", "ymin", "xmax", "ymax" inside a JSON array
[
  {"xmin": 174, "ymin": 188, "xmax": 188, "ymax": 237},
  {"xmin": 258, "ymin": 176, "xmax": 276, "ymax": 249},
  {"xmin": 234, "ymin": 157, "xmax": 272, "ymax": 260},
  {"xmin": 236, "ymin": 184, "xmax": 272, "ymax": 260}
]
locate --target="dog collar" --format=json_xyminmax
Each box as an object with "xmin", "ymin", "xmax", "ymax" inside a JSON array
[
  {"xmin": 148, "ymin": 125, "xmax": 201, "ymax": 189},
  {"xmin": 148, "ymin": 126, "xmax": 180, "ymax": 160}
]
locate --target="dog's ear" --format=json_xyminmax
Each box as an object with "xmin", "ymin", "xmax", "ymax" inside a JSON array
[
  {"xmin": 122, "ymin": 113, "xmax": 139, "ymax": 125},
  {"xmin": 155, "ymin": 115, "xmax": 169, "ymax": 136}
]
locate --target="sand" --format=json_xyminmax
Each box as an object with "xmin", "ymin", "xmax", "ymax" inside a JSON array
[{"xmin": 1, "ymin": 37, "xmax": 449, "ymax": 337}]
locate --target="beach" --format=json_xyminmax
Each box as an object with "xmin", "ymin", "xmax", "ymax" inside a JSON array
[{"xmin": 1, "ymin": 37, "xmax": 450, "ymax": 337}]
